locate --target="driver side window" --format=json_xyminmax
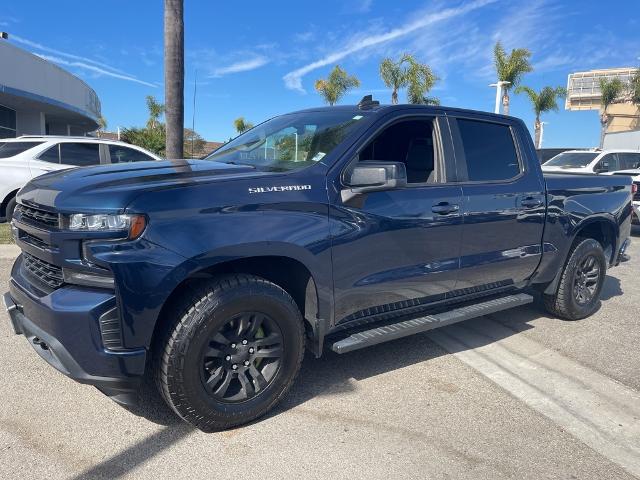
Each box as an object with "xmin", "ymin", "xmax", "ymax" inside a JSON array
[{"xmin": 358, "ymin": 119, "xmax": 438, "ymax": 184}]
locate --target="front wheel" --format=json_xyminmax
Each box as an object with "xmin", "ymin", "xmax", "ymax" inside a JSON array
[
  {"xmin": 155, "ymin": 274, "xmax": 305, "ymax": 431},
  {"xmin": 5, "ymin": 196, "xmax": 16, "ymax": 222},
  {"xmin": 543, "ymin": 238, "xmax": 607, "ymax": 320}
]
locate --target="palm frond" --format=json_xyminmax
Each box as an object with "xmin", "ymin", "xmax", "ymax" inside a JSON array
[{"xmin": 493, "ymin": 41, "xmax": 533, "ymax": 89}]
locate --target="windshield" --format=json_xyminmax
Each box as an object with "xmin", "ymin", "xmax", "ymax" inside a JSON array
[
  {"xmin": 544, "ymin": 152, "xmax": 599, "ymax": 168},
  {"xmin": 0, "ymin": 141, "xmax": 43, "ymax": 159},
  {"xmin": 206, "ymin": 111, "xmax": 368, "ymax": 171}
]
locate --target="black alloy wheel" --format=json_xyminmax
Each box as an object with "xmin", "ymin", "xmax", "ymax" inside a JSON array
[
  {"xmin": 201, "ymin": 312, "xmax": 283, "ymax": 403},
  {"xmin": 573, "ymin": 254, "xmax": 601, "ymax": 305}
]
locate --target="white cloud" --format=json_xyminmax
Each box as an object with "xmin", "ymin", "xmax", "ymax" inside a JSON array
[
  {"xmin": 283, "ymin": 0, "xmax": 498, "ymax": 92},
  {"xmin": 211, "ymin": 56, "xmax": 270, "ymax": 77},
  {"xmin": 36, "ymin": 54, "xmax": 158, "ymax": 88},
  {"xmin": 10, "ymin": 34, "xmax": 128, "ymax": 75}
]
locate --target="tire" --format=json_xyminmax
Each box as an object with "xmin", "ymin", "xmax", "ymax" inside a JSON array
[
  {"xmin": 5, "ymin": 196, "xmax": 16, "ymax": 222},
  {"xmin": 155, "ymin": 274, "xmax": 305, "ymax": 431},
  {"xmin": 543, "ymin": 238, "xmax": 607, "ymax": 320}
]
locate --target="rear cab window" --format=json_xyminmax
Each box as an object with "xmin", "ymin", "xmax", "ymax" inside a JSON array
[
  {"xmin": 0, "ymin": 142, "xmax": 44, "ymax": 159},
  {"xmin": 453, "ymin": 118, "xmax": 521, "ymax": 182}
]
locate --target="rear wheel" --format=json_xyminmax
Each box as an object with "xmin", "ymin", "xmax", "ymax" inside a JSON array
[
  {"xmin": 543, "ymin": 238, "xmax": 607, "ymax": 320},
  {"xmin": 155, "ymin": 274, "xmax": 305, "ymax": 431}
]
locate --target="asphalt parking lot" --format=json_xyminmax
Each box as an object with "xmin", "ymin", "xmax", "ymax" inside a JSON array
[{"xmin": 1, "ymin": 230, "xmax": 639, "ymax": 480}]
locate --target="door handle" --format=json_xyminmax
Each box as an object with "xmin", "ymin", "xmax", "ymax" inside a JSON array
[
  {"xmin": 431, "ymin": 203, "xmax": 459, "ymax": 215},
  {"xmin": 521, "ymin": 197, "xmax": 543, "ymax": 209}
]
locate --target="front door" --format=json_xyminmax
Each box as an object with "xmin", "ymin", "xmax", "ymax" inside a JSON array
[{"xmin": 330, "ymin": 115, "xmax": 463, "ymax": 325}]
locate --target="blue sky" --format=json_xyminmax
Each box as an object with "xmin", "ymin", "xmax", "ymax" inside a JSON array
[{"xmin": 1, "ymin": 0, "xmax": 639, "ymax": 146}]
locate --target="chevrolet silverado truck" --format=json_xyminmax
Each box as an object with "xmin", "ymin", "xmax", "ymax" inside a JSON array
[{"xmin": 4, "ymin": 98, "xmax": 633, "ymax": 431}]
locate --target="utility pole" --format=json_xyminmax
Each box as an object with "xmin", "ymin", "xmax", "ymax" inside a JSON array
[
  {"xmin": 164, "ymin": 0, "xmax": 184, "ymax": 160},
  {"xmin": 489, "ymin": 81, "xmax": 510, "ymax": 114}
]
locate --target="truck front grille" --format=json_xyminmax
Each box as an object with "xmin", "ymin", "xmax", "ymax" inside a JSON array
[
  {"xmin": 16, "ymin": 204, "xmax": 59, "ymax": 229},
  {"xmin": 22, "ymin": 252, "xmax": 64, "ymax": 289}
]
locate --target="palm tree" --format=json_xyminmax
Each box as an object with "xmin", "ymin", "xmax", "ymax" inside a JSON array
[
  {"xmin": 515, "ymin": 86, "xmax": 566, "ymax": 148},
  {"xmin": 233, "ymin": 117, "xmax": 254, "ymax": 134},
  {"xmin": 403, "ymin": 54, "xmax": 439, "ymax": 105},
  {"xmin": 493, "ymin": 41, "xmax": 533, "ymax": 115},
  {"xmin": 379, "ymin": 57, "xmax": 406, "ymax": 105},
  {"xmin": 630, "ymin": 68, "xmax": 640, "ymax": 126},
  {"xmin": 145, "ymin": 95, "xmax": 165, "ymax": 129},
  {"xmin": 379, "ymin": 54, "xmax": 439, "ymax": 105},
  {"xmin": 599, "ymin": 77, "xmax": 625, "ymax": 147},
  {"xmin": 164, "ymin": 0, "xmax": 184, "ymax": 160},
  {"xmin": 314, "ymin": 65, "xmax": 360, "ymax": 106},
  {"xmin": 96, "ymin": 115, "xmax": 107, "ymax": 138}
]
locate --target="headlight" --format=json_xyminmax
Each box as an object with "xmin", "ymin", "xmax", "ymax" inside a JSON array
[{"xmin": 69, "ymin": 213, "xmax": 146, "ymax": 239}]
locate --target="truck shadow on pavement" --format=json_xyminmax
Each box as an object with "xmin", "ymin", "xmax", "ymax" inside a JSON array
[{"xmin": 273, "ymin": 275, "xmax": 624, "ymax": 418}]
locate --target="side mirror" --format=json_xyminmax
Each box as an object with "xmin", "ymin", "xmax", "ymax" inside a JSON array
[
  {"xmin": 345, "ymin": 162, "xmax": 407, "ymax": 193},
  {"xmin": 344, "ymin": 161, "xmax": 407, "ymax": 194}
]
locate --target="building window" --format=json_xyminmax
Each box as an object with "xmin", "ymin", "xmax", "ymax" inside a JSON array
[{"xmin": 0, "ymin": 104, "xmax": 17, "ymax": 139}]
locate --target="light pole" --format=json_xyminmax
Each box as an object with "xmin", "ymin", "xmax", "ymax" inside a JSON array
[
  {"xmin": 539, "ymin": 122, "xmax": 548, "ymax": 149},
  {"xmin": 489, "ymin": 81, "xmax": 511, "ymax": 114}
]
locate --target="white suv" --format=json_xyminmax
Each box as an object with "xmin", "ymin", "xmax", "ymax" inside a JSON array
[
  {"xmin": 542, "ymin": 149, "xmax": 640, "ymax": 174},
  {"xmin": 0, "ymin": 136, "xmax": 161, "ymax": 221}
]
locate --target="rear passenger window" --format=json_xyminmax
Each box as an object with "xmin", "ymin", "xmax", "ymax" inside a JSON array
[
  {"xmin": 618, "ymin": 153, "xmax": 640, "ymax": 170},
  {"xmin": 59, "ymin": 143, "xmax": 100, "ymax": 167},
  {"xmin": 457, "ymin": 119, "xmax": 520, "ymax": 182},
  {"xmin": 108, "ymin": 145, "xmax": 154, "ymax": 163},
  {"xmin": 38, "ymin": 145, "xmax": 60, "ymax": 164}
]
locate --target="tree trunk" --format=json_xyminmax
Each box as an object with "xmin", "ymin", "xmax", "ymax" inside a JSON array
[
  {"xmin": 534, "ymin": 117, "xmax": 541, "ymax": 149},
  {"xmin": 502, "ymin": 89, "xmax": 510, "ymax": 116},
  {"xmin": 391, "ymin": 88, "xmax": 398, "ymax": 105},
  {"xmin": 164, "ymin": 0, "xmax": 184, "ymax": 159},
  {"xmin": 600, "ymin": 109, "xmax": 610, "ymax": 148}
]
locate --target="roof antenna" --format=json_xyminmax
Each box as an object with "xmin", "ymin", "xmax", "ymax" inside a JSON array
[{"xmin": 358, "ymin": 95, "xmax": 380, "ymax": 109}]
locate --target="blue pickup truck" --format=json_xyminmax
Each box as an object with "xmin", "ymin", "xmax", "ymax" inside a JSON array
[{"xmin": 4, "ymin": 98, "xmax": 633, "ymax": 431}]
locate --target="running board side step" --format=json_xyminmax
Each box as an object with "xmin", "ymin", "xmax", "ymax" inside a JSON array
[{"xmin": 330, "ymin": 293, "xmax": 533, "ymax": 354}]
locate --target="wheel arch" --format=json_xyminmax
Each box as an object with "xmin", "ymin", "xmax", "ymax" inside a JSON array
[
  {"xmin": 543, "ymin": 215, "xmax": 618, "ymax": 295},
  {"xmin": 151, "ymin": 254, "xmax": 325, "ymax": 358},
  {"xmin": 570, "ymin": 216, "xmax": 618, "ymax": 264},
  {"xmin": 1, "ymin": 188, "xmax": 20, "ymax": 219}
]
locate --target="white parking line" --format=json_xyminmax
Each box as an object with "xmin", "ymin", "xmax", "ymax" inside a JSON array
[{"xmin": 428, "ymin": 317, "xmax": 640, "ymax": 478}]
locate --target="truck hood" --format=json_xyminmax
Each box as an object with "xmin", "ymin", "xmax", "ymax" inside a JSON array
[{"xmin": 17, "ymin": 159, "xmax": 264, "ymax": 213}]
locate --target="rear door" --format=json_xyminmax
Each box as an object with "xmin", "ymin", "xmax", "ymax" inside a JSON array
[
  {"xmin": 449, "ymin": 115, "xmax": 546, "ymax": 291},
  {"xmin": 330, "ymin": 113, "xmax": 464, "ymax": 325}
]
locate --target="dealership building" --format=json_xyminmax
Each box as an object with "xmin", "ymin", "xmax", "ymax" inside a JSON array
[{"xmin": 0, "ymin": 34, "xmax": 101, "ymax": 138}]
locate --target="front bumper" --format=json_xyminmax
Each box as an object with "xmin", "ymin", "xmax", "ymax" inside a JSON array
[{"xmin": 4, "ymin": 261, "xmax": 147, "ymax": 406}]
